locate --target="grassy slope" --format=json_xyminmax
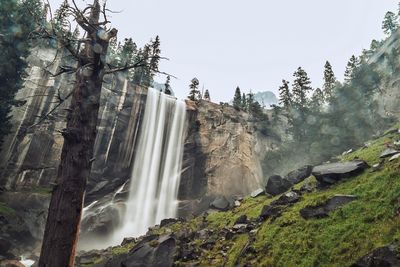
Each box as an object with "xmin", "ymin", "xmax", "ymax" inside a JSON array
[{"xmin": 90, "ymin": 127, "xmax": 400, "ymax": 267}]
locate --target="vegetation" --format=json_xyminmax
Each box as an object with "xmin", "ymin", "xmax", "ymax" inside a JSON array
[
  {"xmin": 0, "ymin": 0, "xmax": 43, "ymax": 147},
  {"xmin": 87, "ymin": 126, "xmax": 400, "ymax": 267}
]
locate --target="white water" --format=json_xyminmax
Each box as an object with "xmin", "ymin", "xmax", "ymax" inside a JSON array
[{"xmin": 111, "ymin": 87, "xmax": 187, "ymax": 243}]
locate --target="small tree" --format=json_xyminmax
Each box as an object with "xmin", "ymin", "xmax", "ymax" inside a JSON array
[
  {"xmin": 310, "ymin": 88, "xmax": 324, "ymax": 110},
  {"xmin": 188, "ymin": 77, "xmax": 200, "ymax": 101},
  {"xmin": 241, "ymin": 92, "xmax": 247, "ymax": 109},
  {"xmin": 164, "ymin": 75, "xmax": 172, "ymax": 95},
  {"xmin": 382, "ymin": 11, "xmax": 399, "ymax": 35},
  {"xmin": 203, "ymin": 89, "xmax": 210, "ymax": 101},
  {"xmin": 233, "ymin": 86, "xmax": 242, "ymax": 110},
  {"xmin": 278, "ymin": 79, "xmax": 292, "ymax": 109},
  {"xmin": 323, "ymin": 61, "xmax": 336, "ymax": 103},
  {"xmin": 292, "ymin": 67, "xmax": 312, "ymax": 107},
  {"xmin": 344, "ymin": 55, "xmax": 360, "ymax": 83}
]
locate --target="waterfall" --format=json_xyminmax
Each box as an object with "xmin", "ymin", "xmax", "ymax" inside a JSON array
[{"xmin": 113, "ymin": 87, "xmax": 187, "ymax": 242}]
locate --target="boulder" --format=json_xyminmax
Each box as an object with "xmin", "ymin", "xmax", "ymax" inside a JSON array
[
  {"xmin": 300, "ymin": 195, "xmax": 357, "ymax": 219},
  {"xmin": 380, "ymin": 148, "xmax": 400, "ymax": 159},
  {"xmin": 265, "ymin": 175, "xmax": 292, "ymax": 196},
  {"xmin": 259, "ymin": 205, "xmax": 283, "ymax": 221},
  {"xmin": 312, "ymin": 160, "xmax": 369, "ymax": 187},
  {"xmin": 250, "ymin": 188, "xmax": 265, "ymax": 198},
  {"xmin": 120, "ymin": 234, "xmax": 176, "ymax": 267},
  {"xmin": 271, "ymin": 191, "xmax": 300, "ymax": 206},
  {"xmin": 234, "ymin": 215, "xmax": 247, "ymax": 225},
  {"xmin": 389, "ymin": 153, "xmax": 400, "ymax": 162},
  {"xmin": 351, "ymin": 244, "xmax": 400, "ymax": 267},
  {"xmin": 285, "ymin": 165, "xmax": 313, "ymax": 185},
  {"xmin": 160, "ymin": 218, "xmax": 183, "ymax": 227},
  {"xmin": 210, "ymin": 196, "xmax": 230, "ymax": 211}
]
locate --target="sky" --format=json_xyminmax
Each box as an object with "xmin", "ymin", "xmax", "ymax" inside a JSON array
[{"xmin": 48, "ymin": 0, "xmax": 398, "ymax": 102}]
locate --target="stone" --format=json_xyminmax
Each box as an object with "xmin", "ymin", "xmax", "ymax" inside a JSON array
[
  {"xmin": 265, "ymin": 175, "xmax": 292, "ymax": 196},
  {"xmin": 371, "ymin": 159, "xmax": 385, "ymax": 172},
  {"xmin": 160, "ymin": 218, "xmax": 183, "ymax": 227},
  {"xmin": 210, "ymin": 196, "xmax": 231, "ymax": 211},
  {"xmin": 271, "ymin": 191, "xmax": 300, "ymax": 206},
  {"xmin": 234, "ymin": 200, "xmax": 241, "ymax": 207},
  {"xmin": 121, "ymin": 237, "xmax": 136, "ymax": 246},
  {"xmin": 380, "ymin": 148, "xmax": 400, "ymax": 159},
  {"xmin": 259, "ymin": 205, "xmax": 283, "ymax": 221},
  {"xmin": 285, "ymin": 165, "xmax": 313, "ymax": 185},
  {"xmin": 351, "ymin": 244, "xmax": 400, "ymax": 267},
  {"xmin": 342, "ymin": 149, "xmax": 354, "ymax": 156},
  {"xmin": 312, "ymin": 160, "xmax": 369, "ymax": 186},
  {"xmin": 300, "ymin": 181, "xmax": 315, "ymax": 193},
  {"xmin": 300, "ymin": 195, "xmax": 357, "ymax": 219},
  {"xmin": 389, "ymin": 153, "xmax": 400, "ymax": 162},
  {"xmin": 250, "ymin": 188, "xmax": 265, "ymax": 198},
  {"xmin": 119, "ymin": 234, "xmax": 176, "ymax": 267},
  {"xmin": 235, "ymin": 215, "xmax": 248, "ymax": 225}
]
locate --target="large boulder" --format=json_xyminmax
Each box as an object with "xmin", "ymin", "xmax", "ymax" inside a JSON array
[
  {"xmin": 265, "ymin": 175, "xmax": 292, "ymax": 196},
  {"xmin": 380, "ymin": 148, "xmax": 400, "ymax": 159},
  {"xmin": 351, "ymin": 244, "xmax": 400, "ymax": 267},
  {"xmin": 300, "ymin": 195, "xmax": 357, "ymax": 219},
  {"xmin": 210, "ymin": 196, "xmax": 231, "ymax": 211},
  {"xmin": 285, "ymin": 165, "xmax": 313, "ymax": 184},
  {"xmin": 312, "ymin": 160, "xmax": 369, "ymax": 187}
]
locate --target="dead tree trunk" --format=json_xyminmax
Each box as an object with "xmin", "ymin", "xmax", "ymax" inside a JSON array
[{"xmin": 39, "ymin": 1, "xmax": 117, "ymax": 266}]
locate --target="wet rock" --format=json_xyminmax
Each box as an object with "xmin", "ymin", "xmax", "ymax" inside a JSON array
[
  {"xmin": 235, "ymin": 215, "xmax": 248, "ymax": 225},
  {"xmin": 0, "ymin": 260, "xmax": 24, "ymax": 267},
  {"xmin": 259, "ymin": 205, "xmax": 283, "ymax": 221},
  {"xmin": 389, "ymin": 153, "xmax": 400, "ymax": 162},
  {"xmin": 351, "ymin": 244, "xmax": 400, "ymax": 267},
  {"xmin": 210, "ymin": 196, "xmax": 230, "ymax": 211},
  {"xmin": 380, "ymin": 148, "xmax": 400, "ymax": 159},
  {"xmin": 285, "ymin": 165, "xmax": 313, "ymax": 185},
  {"xmin": 160, "ymin": 218, "xmax": 183, "ymax": 227},
  {"xmin": 312, "ymin": 160, "xmax": 369, "ymax": 187},
  {"xmin": 200, "ymin": 240, "xmax": 216, "ymax": 250},
  {"xmin": 121, "ymin": 237, "xmax": 136, "ymax": 246},
  {"xmin": 271, "ymin": 191, "xmax": 300, "ymax": 206},
  {"xmin": 250, "ymin": 188, "xmax": 265, "ymax": 198},
  {"xmin": 119, "ymin": 234, "xmax": 176, "ymax": 267},
  {"xmin": 300, "ymin": 195, "xmax": 357, "ymax": 219},
  {"xmin": 265, "ymin": 175, "xmax": 292, "ymax": 196}
]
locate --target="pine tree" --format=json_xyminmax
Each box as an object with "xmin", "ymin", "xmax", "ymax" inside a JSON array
[
  {"xmin": 323, "ymin": 61, "xmax": 336, "ymax": 102},
  {"xmin": 344, "ymin": 55, "xmax": 360, "ymax": 83},
  {"xmin": 188, "ymin": 78, "xmax": 200, "ymax": 101},
  {"xmin": 164, "ymin": 75, "xmax": 172, "ymax": 95},
  {"xmin": 233, "ymin": 86, "xmax": 242, "ymax": 110},
  {"xmin": 241, "ymin": 92, "xmax": 247, "ymax": 109},
  {"xmin": 311, "ymin": 88, "xmax": 324, "ymax": 109},
  {"xmin": 292, "ymin": 67, "xmax": 312, "ymax": 107},
  {"xmin": 0, "ymin": 0, "xmax": 43, "ymax": 147},
  {"xmin": 204, "ymin": 89, "xmax": 210, "ymax": 101},
  {"xmin": 278, "ymin": 79, "xmax": 292, "ymax": 108},
  {"xmin": 53, "ymin": 0, "xmax": 69, "ymax": 32},
  {"xmin": 382, "ymin": 11, "xmax": 399, "ymax": 35}
]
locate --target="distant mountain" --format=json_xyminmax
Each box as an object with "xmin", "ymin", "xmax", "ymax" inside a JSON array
[{"xmin": 254, "ymin": 91, "xmax": 278, "ymax": 108}]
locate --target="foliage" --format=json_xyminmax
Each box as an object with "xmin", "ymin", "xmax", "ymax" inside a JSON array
[
  {"xmin": 188, "ymin": 77, "xmax": 200, "ymax": 101},
  {"xmin": 233, "ymin": 86, "xmax": 242, "ymax": 110},
  {"xmin": 382, "ymin": 11, "xmax": 399, "ymax": 35},
  {"xmin": 0, "ymin": 0, "xmax": 43, "ymax": 148}
]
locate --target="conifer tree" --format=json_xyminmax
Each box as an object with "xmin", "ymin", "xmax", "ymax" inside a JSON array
[
  {"xmin": 241, "ymin": 92, "xmax": 247, "ymax": 109},
  {"xmin": 233, "ymin": 86, "xmax": 242, "ymax": 110},
  {"xmin": 164, "ymin": 75, "xmax": 172, "ymax": 95},
  {"xmin": 278, "ymin": 79, "xmax": 291, "ymax": 109},
  {"xmin": 188, "ymin": 77, "xmax": 200, "ymax": 101},
  {"xmin": 323, "ymin": 61, "xmax": 336, "ymax": 102},
  {"xmin": 382, "ymin": 11, "xmax": 399, "ymax": 35},
  {"xmin": 204, "ymin": 89, "xmax": 210, "ymax": 101},
  {"xmin": 311, "ymin": 88, "xmax": 324, "ymax": 110},
  {"xmin": 344, "ymin": 55, "xmax": 360, "ymax": 83},
  {"xmin": 292, "ymin": 67, "xmax": 312, "ymax": 107},
  {"xmin": 0, "ymin": 0, "xmax": 43, "ymax": 147}
]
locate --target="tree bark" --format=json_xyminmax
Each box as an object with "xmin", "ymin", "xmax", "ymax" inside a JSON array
[{"xmin": 39, "ymin": 1, "xmax": 117, "ymax": 266}]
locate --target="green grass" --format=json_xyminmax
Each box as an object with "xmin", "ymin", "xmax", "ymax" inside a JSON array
[{"xmin": 88, "ymin": 127, "xmax": 400, "ymax": 267}]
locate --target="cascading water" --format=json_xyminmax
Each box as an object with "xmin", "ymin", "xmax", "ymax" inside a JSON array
[{"xmin": 112, "ymin": 87, "xmax": 187, "ymax": 243}]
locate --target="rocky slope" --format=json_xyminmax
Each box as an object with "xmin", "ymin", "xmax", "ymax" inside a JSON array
[{"xmin": 75, "ymin": 125, "xmax": 400, "ymax": 267}]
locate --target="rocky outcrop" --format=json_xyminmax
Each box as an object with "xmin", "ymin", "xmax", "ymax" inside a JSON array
[
  {"xmin": 351, "ymin": 243, "xmax": 400, "ymax": 267},
  {"xmin": 179, "ymin": 100, "xmax": 276, "ymax": 199},
  {"xmin": 300, "ymin": 195, "xmax": 357, "ymax": 219}
]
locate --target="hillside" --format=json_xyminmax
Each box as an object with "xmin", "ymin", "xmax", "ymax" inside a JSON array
[{"xmin": 76, "ymin": 124, "xmax": 400, "ymax": 266}]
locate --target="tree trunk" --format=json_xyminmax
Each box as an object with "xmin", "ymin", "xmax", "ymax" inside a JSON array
[{"xmin": 39, "ymin": 1, "xmax": 117, "ymax": 266}]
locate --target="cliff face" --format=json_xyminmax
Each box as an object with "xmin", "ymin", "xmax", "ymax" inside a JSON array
[{"xmin": 180, "ymin": 100, "xmax": 275, "ymax": 199}]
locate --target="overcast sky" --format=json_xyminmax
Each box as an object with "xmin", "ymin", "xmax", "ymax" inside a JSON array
[{"xmin": 49, "ymin": 0, "xmax": 398, "ymax": 102}]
